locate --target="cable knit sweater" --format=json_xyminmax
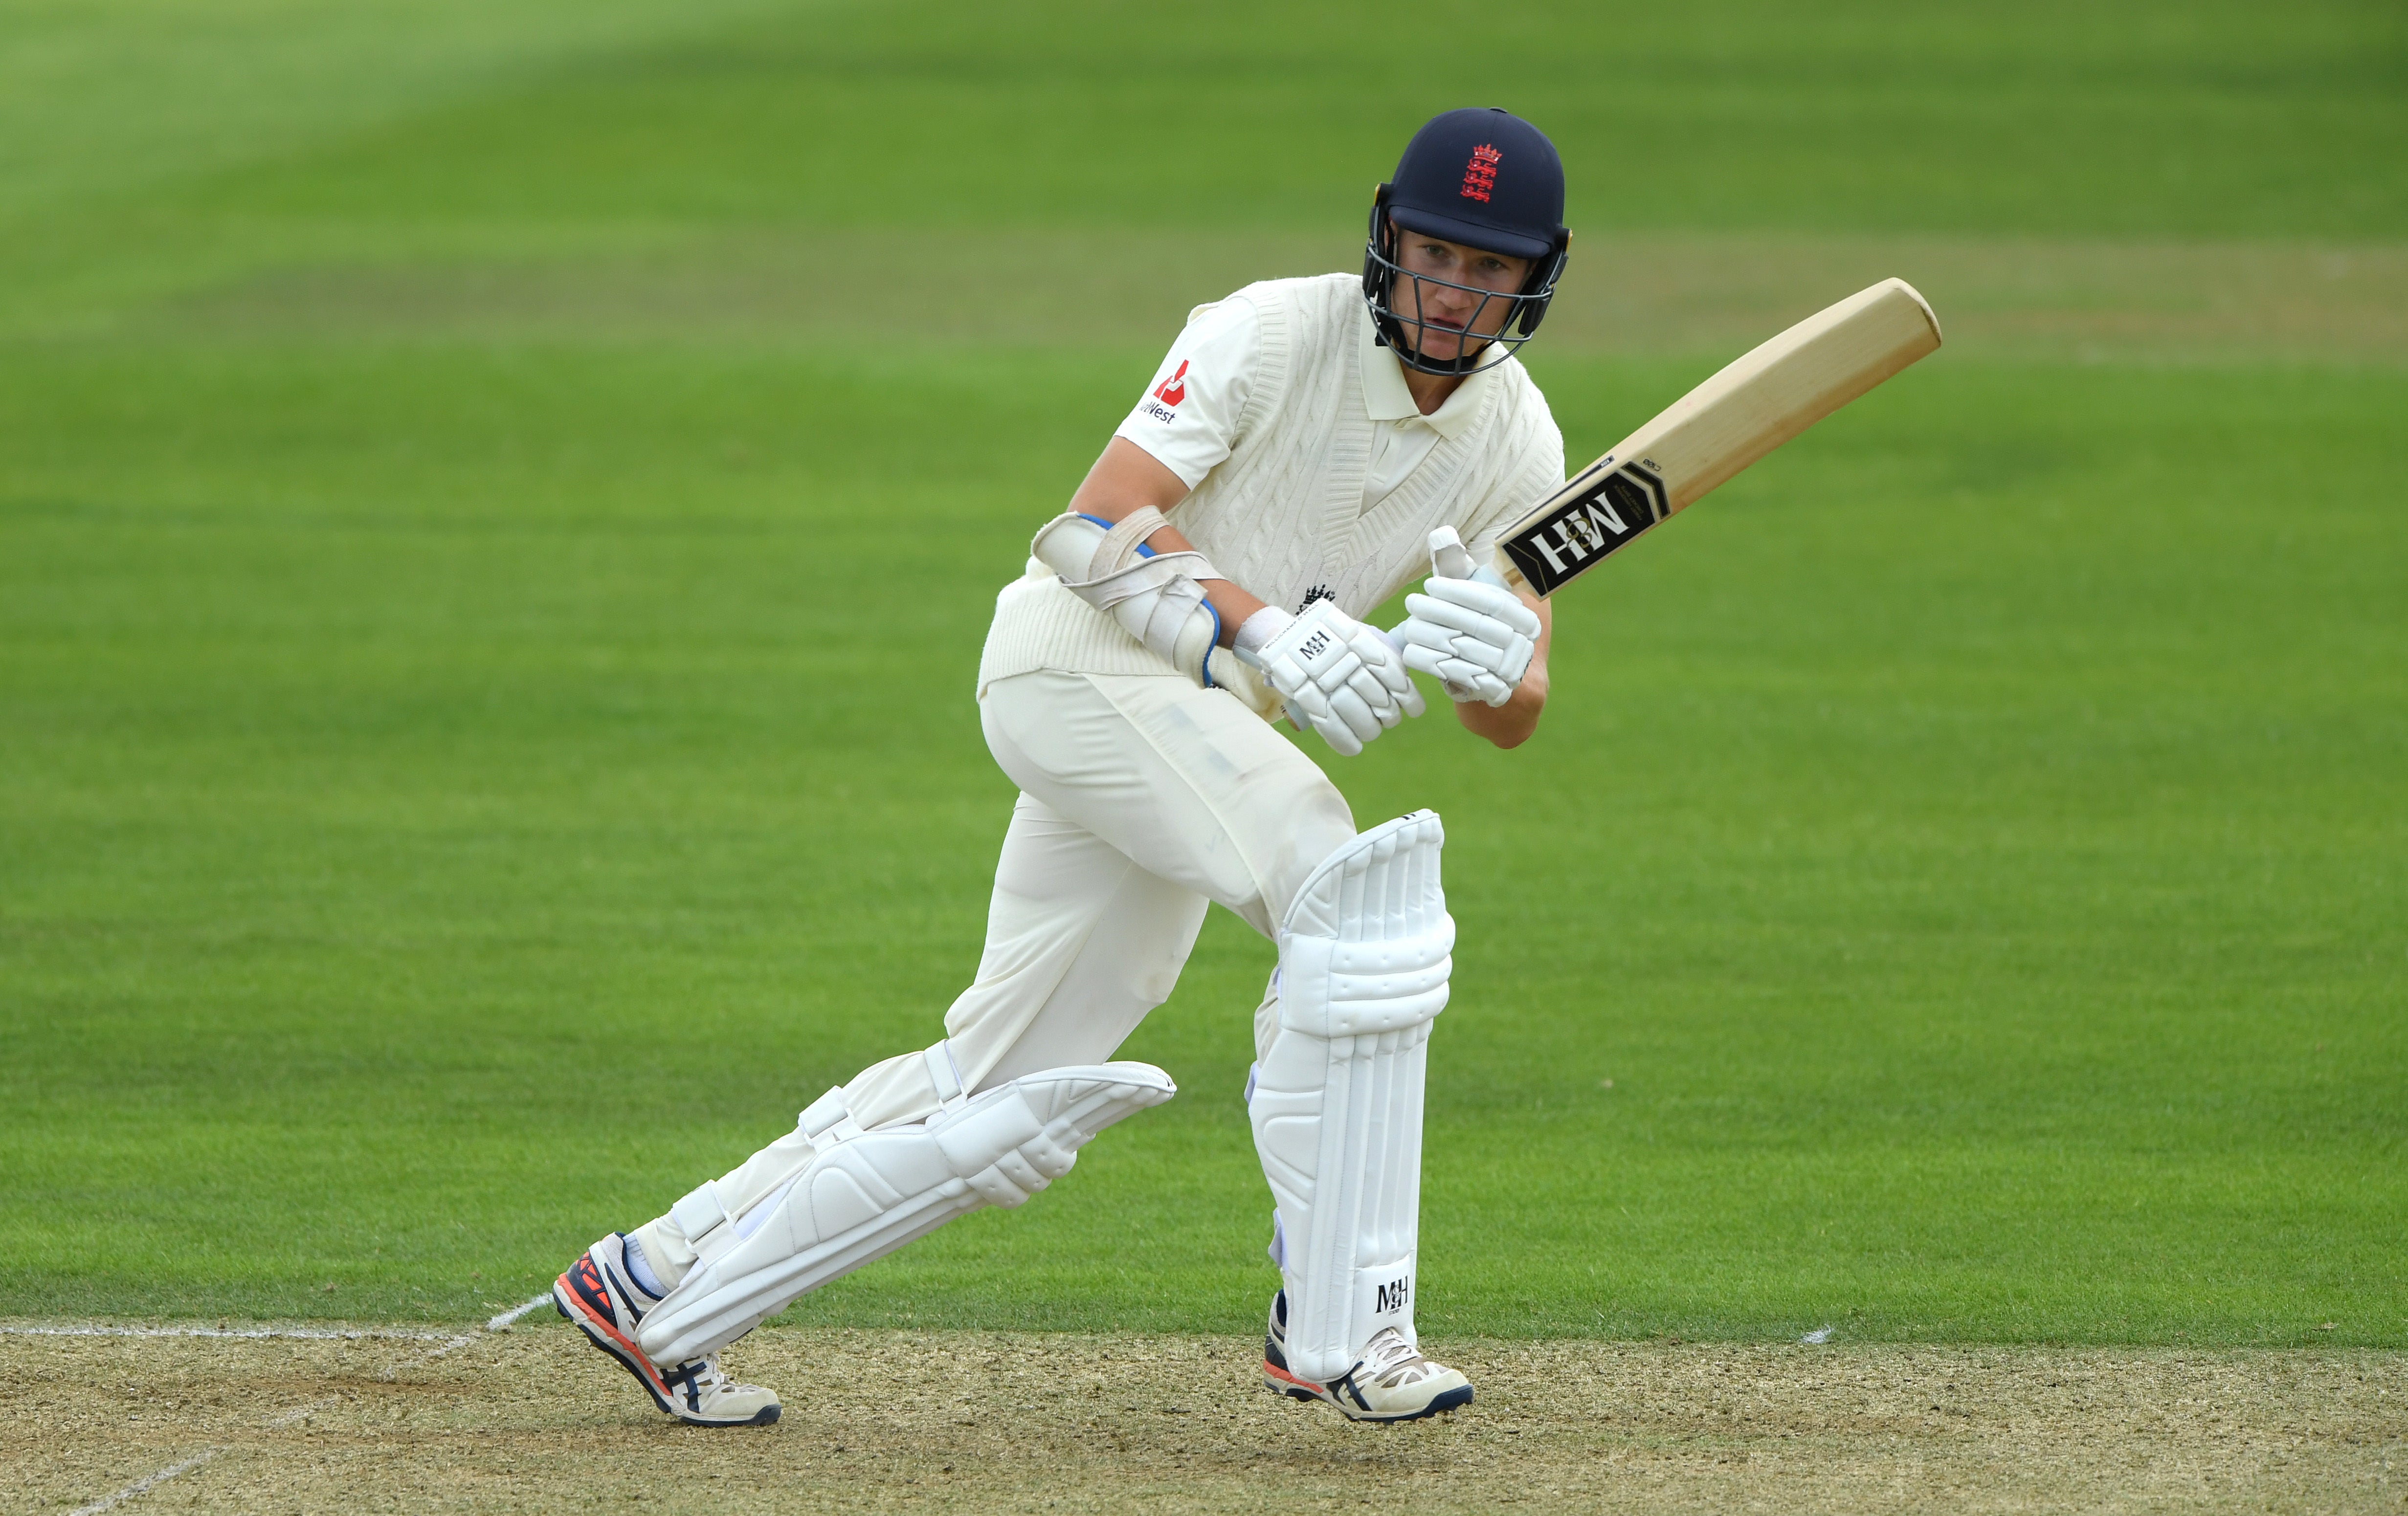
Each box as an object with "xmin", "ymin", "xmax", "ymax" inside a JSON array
[{"xmin": 977, "ymin": 272, "xmax": 1566, "ymax": 694}]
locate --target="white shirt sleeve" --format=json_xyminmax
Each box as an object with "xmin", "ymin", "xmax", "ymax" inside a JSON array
[{"xmin": 1112, "ymin": 296, "xmax": 1262, "ymax": 490}]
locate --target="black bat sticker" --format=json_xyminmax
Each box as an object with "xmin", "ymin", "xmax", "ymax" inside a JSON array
[{"xmin": 1499, "ymin": 457, "xmax": 1669, "ymax": 596}]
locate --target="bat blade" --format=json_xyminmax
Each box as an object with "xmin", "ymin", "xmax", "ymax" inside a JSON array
[{"xmin": 1498, "ymin": 277, "xmax": 1942, "ymax": 596}]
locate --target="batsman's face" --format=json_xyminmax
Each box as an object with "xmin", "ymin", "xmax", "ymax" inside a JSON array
[{"xmin": 1391, "ymin": 222, "xmax": 1532, "ymax": 363}]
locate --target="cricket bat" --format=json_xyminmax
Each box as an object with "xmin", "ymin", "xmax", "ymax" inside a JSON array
[{"xmin": 1494, "ymin": 277, "xmax": 1942, "ymax": 596}]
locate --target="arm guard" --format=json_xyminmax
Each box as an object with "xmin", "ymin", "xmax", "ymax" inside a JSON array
[{"xmin": 1030, "ymin": 507, "xmax": 1223, "ymax": 686}]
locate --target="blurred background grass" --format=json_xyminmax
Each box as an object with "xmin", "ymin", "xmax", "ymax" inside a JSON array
[{"xmin": 1, "ymin": 0, "xmax": 2401, "ymax": 1344}]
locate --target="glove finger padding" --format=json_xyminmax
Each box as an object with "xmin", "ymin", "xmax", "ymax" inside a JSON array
[
  {"xmin": 1395, "ymin": 633, "xmax": 1518, "ymax": 707},
  {"xmin": 1447, "ymin": 665, "xmax": 1515, "ymax": 705},
  {"xmin": 1348, "ymin": 629, "xmax": 1425, "ymax": 719},
  {"xmin": 1418, "ymin": 575, "xmax": 1541, "ymax": 635},
  {"xmin": 1289, "ymin": 685, "xmax": 1362, "ymax": 755},
  {"xmin": 1325, "ymin": 684, "xmax": 1384, "ymax": 745},
  {"xmin": 1411, "ymin": 631, "xmax": 1515, "ymax": 675},
  {"xmin": 1348, "ymin": 628, "xmax": 1412, "ymax": 695},
  {"xmin": 1240, "ymin": 599, "xmax": 1421, "ymax": 755},
  {"xmin": 1282, "ymin": 676, "xmax": 1337, "ymax": 725},
  {"xmin": 1311, "ymin": 716, "xmax": 1364, "ymax": 757},
  {"xmin": 1401, "ymin": 593, "xmax": 1516, "ymax": 641},
  {"xmin": 1401, "ymin": 591, "xmax": 1538, "ymax": 673},
  {"xmin": 1288, "ymin": 680, "xmax": 1377, "ymax": 755},
  {"xmin": 1396, "ymin": 641, "xmax": 1481, "ymax": 699},
  {"xmin": 1399, "ymin": 582, "xmax": 1535, "ymax": 705},
  {"xmin": 1345, "ymin": 666, "xmax": 1401, "ymax": 726}
]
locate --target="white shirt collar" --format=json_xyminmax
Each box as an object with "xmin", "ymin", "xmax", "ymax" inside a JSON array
[{"xmin": 1356, "ymin": 297, "xmax": 1500, "ymax": 440}]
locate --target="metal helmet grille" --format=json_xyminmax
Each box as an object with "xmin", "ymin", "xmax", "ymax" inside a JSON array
[{"xmin": 1361, "ymin": 194, "xmax": 1568, "ymax": 378}]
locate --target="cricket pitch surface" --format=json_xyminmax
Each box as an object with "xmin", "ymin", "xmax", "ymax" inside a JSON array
[{"xmin": 7, "ymin": 1321, "xmax": 2400, "ymax": 1514}]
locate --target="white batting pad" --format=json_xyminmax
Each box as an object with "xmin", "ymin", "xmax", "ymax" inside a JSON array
[
  {"xmin": 1249, "ymin": 810, "xmax": 1452, "ymax": 1383},
  {"xmin": 635, "ymin": 1062, "xmax": 1175, "ymax": 1366}
]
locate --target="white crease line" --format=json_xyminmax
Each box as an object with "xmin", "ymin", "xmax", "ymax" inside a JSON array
[
  {"xmin": 70, "ymin": 1451, "xmax": 224, "ymax": 1516},
  {"xmin": 4, "ymin": 1323, "xmax": 462, "ymax": 1343},
  {"xmin": 40, "ymin": 1313, "xmax": 523, "ymax": 1511},
  {"xmin": 487, "ymin": 1292, "xmax": 555, "ymax": 1331}
]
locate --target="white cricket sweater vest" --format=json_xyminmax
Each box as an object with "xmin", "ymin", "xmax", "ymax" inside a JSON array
[{"xmin": 976, "ymin": 272, "xmax": 1566, "ymax": 694}]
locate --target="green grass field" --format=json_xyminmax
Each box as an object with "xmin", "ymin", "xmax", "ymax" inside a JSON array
[{"xmin": 2, "ymin": 0, "xmax": 2401, "ymax": 1350}]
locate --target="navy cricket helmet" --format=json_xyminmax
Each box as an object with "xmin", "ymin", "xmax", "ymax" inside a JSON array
[{"xmin": 1363, "ymin": 107, "xmax": 1571, "ymax": 376}]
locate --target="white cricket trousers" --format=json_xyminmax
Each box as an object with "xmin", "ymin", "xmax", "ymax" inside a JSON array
[{"xmin": 633, "ymin": 669, "xmax": 1356, "ymax": 1269}]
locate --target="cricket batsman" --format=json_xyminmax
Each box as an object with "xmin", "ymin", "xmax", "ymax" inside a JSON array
[{"xmin": 552, "ymin": 107, "xmax": 1572, "ymax": 1427}]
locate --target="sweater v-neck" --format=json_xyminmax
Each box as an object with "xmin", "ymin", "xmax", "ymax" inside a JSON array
[{"xmin": 1355, "ymin": 300, "xmax": 1501, "ymax": 438}]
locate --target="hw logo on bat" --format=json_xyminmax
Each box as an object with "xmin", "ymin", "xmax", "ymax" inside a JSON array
[{"xmin": 1501, "ymin": 457, "xmax": 1669, "ymax": 594}]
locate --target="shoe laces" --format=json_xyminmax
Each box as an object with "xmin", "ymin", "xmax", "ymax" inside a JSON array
[
  {"xmin": 669, "ymin": 1353, "xmax": 738, "ymax": 1396},
  {"xmin": 1356, "ymin": 1327, "xmax": 1438, "ymax": 1387}
]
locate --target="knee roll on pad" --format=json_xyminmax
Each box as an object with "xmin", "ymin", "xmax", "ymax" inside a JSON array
[
  {"xmin": 635, "ymin": 1062, "xmax": 1175, "ymax": 1367},
  {"xmin": 1248, "ymin": 810, "xmax": 1452, "ymax": 1383}
]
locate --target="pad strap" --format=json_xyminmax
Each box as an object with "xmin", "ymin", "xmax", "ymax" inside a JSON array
[
  {"xmin": 674, "ymin": 1084, "xmax": 872, "ymax": 1272},
  {"xmin": 669, "ymin": 1180, "xmax": 737, "ymax": 1267},
  {"xmin": 923, "ymin": 1042, "xmax": 970, "ymax": 1113},
  {"xmin": 1034, "ymin": 509, "xmax": 1226, "ymax": 594},
  {"xmin": 635, "ymin": 1063, "xmax": 1178, "ymax": 1366},
  {"xmin": 1029, "ymin": 509, "xmax": 1226, "ymax": 685},
  {"xmin": 798, "ymin": 1085, "xmax": 866, "ymax": 1155},
  {"xmin": 1094, "ymin": 506, "xmax": 1225, "ymax": 585},
  {"xmin": 1093, "ymin": 506, "xmax": 1169, "ymax": 577}
]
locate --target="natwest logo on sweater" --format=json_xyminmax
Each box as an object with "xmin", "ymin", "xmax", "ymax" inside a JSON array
[
  {"xmin": 1152, "ymin": 361, "xmax": 1190, "ymax": 406},
  {"xmin": 1140, "ymin": 359, "xmax": 1189, "ymax": 423}
]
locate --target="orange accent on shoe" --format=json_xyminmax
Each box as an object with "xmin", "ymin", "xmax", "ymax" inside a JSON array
[
  {"xmin": 554, "ymin": 1264, "xmax": 674, "ymax": 1401},
  {"xmin": 1264, "ymin": 1359, "xmax": 1319, "ymax": 1391}
]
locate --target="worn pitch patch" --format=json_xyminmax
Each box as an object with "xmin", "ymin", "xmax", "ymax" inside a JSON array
[
  {"xmin": 163, "ymin": 229, "xmax": 2408, "ymax": 367},
  {"xmin": 4, "ymin": 1323, "xmax": 2401, "ymax": 1514}
]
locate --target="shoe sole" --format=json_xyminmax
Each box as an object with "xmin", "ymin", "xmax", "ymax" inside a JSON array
[
  {"xmin": 1263, "ymin": 1358, "xmax": 1474, "ymax": 1423},
  {"xmin": 552, "ymin": 1269, "xmax": 779, "ymax": 1428},
  {"xmin": 552, "ymin": 1273, "xmax": 678, "ymax": 1415}
]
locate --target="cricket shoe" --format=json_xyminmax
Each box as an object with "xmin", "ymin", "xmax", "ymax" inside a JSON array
[
  {"xmin": 552, "ymin": 1233, "xmax": 781, "ymax": 1427},
  {"xmin": 1262, "ymin": 1289, "xmax": 1473, "ymax": 1422}
]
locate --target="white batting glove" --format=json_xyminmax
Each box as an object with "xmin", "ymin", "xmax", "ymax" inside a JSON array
[
  {"xmin": 1236, "ymin": 600, "xmax": 1424, "ymax": 756},
  {"xmin": 1396, "ymin": 573, "xmax": 1540, "ymax": 708}
]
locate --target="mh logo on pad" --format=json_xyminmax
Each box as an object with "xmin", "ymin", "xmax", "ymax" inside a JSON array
[
  {"xmin": 1375, "ymin": 1275, "xmax": 1411, "ymax": 1315},
  {"xmin": 1501, "ymin": 456, "xmax": 1669, "ymax": 595}
]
